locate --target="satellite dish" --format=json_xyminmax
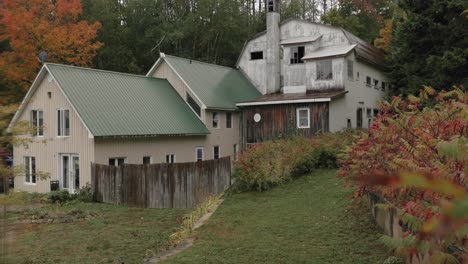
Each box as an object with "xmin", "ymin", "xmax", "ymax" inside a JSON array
[{"xmin": 38, "ymin": 51, "xmax": 48, "ymax": 64}]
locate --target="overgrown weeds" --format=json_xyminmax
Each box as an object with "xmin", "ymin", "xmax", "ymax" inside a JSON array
[{"xmin": 232, "ymin": 130, "xmax": 357, "ymax": 192}]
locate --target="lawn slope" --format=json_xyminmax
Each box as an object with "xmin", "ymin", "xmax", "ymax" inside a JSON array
[{"xmin": 165, "ymin": 170, "xmax": 388, "ymax": 264}]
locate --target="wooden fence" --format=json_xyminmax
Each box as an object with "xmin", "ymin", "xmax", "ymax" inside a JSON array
[{"xmin": 91, "ymin": 157, "xmax": 231, "ymax": 209}]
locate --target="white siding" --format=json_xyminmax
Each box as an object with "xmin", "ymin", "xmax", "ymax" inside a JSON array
[{"xmin": 13, "ymin": 73, "xmax": 95, "ymax": 193}]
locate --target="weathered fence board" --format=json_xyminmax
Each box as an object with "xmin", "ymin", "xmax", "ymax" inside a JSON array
[{"xmin": 91, "ymin": 157, "xmax": 231, "ymax": 208}]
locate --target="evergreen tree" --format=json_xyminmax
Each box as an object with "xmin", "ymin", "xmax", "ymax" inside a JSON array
[{"xmin": 389, "ymin": 0, "xmax": 468, "ymax": 96}]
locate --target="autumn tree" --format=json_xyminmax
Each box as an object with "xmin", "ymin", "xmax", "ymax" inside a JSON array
[{"xmin": 0, "ymin": 0, "xmax": 103, "ymax": 91}]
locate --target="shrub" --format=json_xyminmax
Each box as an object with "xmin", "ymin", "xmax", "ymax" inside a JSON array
[
  {"xmin": 383, "ymin": 256, "xmax": 404, "ymax": 264},
  {"xmin": 233, "ymin": 131, "xmax": 357, "ymax": 192},
  {"xmin": 339, "ymin": 87, "xmax": 467, "ymax": 262},
  {"xmin": 73, "ymin": 183, "xmax": 93, "ymax": 203},
  {"xmin": 47, "ymin": 190, "xmax": 72, "ymax": 204}
]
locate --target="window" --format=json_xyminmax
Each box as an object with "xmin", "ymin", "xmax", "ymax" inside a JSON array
[
  {"xmin": 250, "ymin": 51, "xmax": 263, "ymax": 60},
  {"xmin": 296, "ymin": 108, "xmax": 310, "ymax": 128},
  {"xmin": 109, "ymin": 157, "xmax": 126, "ymax": 166},
  {"xmin": 381, "ymin": 82, "xmax": 386, "ymax": 91},
  {"xmin": 213, "ymin": 146, "xmax": 220, "ymax": 159},
  {"xmin": 366, "ymin": 77, "xmax": 371, "ymax": 87},
  {"xmin": 316, "ymin": 60, "xmax": 333, "ymax": 80},
  {"xmin": 196, "ymin": 147, "xmax": 204, "ymax": 162},
  {"xmin": 347, "ymin": 119, "xmax": 352, "ymax": 128},
  {"xmin": 31, "ymin": 110, "xmax": 44, "ymax": 136},
  {"xmin": 187, "ymin": 93, "xmax": 201, "ymax": 116},
  {"xmin": 233, "ymin": 144, "xmax": 238, "ymax": 161},
  {"xmin": 347, "ymin": 60, "xmax": 354, "ymax": 79},
  {"xmin": 143, "ymin": 156, "xmax": 151, "ymax": 165},
  {"xmin": 166, "ymin": 154, "xmax": 176, "ymax": 164},
  {"xmin": 366, "ymin": 108, "xmax": 372, "ymax": 117},
  {"xmin": 57, "ymin": 109, "xmax": 70, "ymax": 136},
  {"xmin": 356, "ymin": 108, "xmax": 363, "ymax": 128},
  {"xmin": 226, "ymin": 112, "xmax": 232, "ymax": 128},
  {"xmin": 374, "ymin": 79, "xmax": 379, "ymax": 89},
  {"xmin": 373, "ymin": 108, "xmax": 379, "ymax": 117},
  {"xmin": 290, "ymin": 46, "xmax": 305, "ymax": 64},
  {"xmin": 212, "ymin": 112, "xmax": 219, "ymax": 128},
  {"xmin": 24, "ymin": 156, "xmax": 36, "ymax": 184}
]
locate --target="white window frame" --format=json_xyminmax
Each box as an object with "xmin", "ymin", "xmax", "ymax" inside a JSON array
[
  {"xmin": 213, "ymin": 146, "xmax": 220, "ymax": 159},
  {"xmin": 57, "ymin": 109, "xmax": 70, "ymax": 137},
  {"xmin": 24, "ymin": 156, "xmax": 36, "ymax": 185},
  {"xmin": 212, "ymin": 112, "xmax": 220, "ymax": 129},
  {"xmin": 166, "ymin": 154, "xmax": 176, "ymax": 164},
  {"xmin": 296, "ymin": 108, "xmax": 310, "ymax": 129},
  {"xmin": 109, "ymin": 157, "xmax": 127, "ymax": 166},
  {"xmin": 31, "ymin": 110, "xmax": 44, "ymax": 137},
  {"xmin": 143, "ymin": 156, "xmax": 152, "ymax": 165},
  {"xmin": 195, "ymin": 147, "xmax": 204, "ymax": 162}
]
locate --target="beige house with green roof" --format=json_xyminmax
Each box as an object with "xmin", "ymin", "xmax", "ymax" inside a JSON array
[{"xmin": 10, "ymin": 61, "xmax": 260, "ymax": 193}]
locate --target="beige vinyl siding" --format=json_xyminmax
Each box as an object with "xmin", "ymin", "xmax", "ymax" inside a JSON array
[
  {"xmin": 13, "ymin": 73, "xmax": 95, "ymax": 193},
  {"xmin": 152, "ymin": 61, "xmax": 206, "ymax": 122},
  {"xmin": 94, "ymin": 112, "xmax": 240, "ymax": 164}
]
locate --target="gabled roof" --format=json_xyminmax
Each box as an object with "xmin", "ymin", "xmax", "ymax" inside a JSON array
[
  {"xmin": 148, "ymin": 55, "xmax": 261, "ymax": 110},
  {"xmin": 236, "ymin": 18, "xmax": 386, "ymax": 69},
  {"xmin": 11, "ymin": 63, "xmax": 209, "ymax": 137},
  {"xmin": 302, "ymin": 44, "xmax": 357, "ymax": 60}
]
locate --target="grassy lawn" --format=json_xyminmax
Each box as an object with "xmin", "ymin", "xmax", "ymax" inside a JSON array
[
  {"xmin": 3, "ymin": 202, "xmax": 188, "ymax": 263},
  {"xmin": 164, "ymin": 170, "xmax": 389, "ymax": 264}
]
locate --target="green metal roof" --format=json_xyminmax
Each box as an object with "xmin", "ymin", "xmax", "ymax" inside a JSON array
[
  {"xmin": 163, "ymin": 55, "xmax": 261, "ymax": 110},
  {"xmin": 46, "ymin": 63, "xmax": 209, "ymax": 137}
]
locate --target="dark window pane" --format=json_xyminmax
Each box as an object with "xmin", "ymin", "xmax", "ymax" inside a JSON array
[
  {"xmin": 250, "ymin": 51, "xmax": 263, "ymax": 60},
  {"xmin": 143, "ymin": 156, "xmax": 151, "ymax": 164},
  {"xmin": 187, "ymin": 93, "xmax": 201, "ymax": 116},
  {"xmin": 226, "ymin": 112, "xmax": 232, "ymax": 128}
]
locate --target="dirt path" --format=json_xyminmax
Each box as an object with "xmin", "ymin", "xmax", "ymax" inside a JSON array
[{"xmin": 146, "ymin": 199, "xmax": 224, "ymax": 263}]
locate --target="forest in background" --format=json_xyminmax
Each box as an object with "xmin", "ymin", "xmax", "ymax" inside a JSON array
[{"xmin": 0, "ymin": 0, "xmax": 466, "ymax": 134}]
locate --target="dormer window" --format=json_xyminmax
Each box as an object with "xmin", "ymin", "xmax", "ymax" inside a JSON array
[
  {"xmin": 316, "ymin": 60, "xmax": 333, "ymax": 80},
  {"xmin": 290, "ymin": 46, "xmax": 305, "ymax": 64}
]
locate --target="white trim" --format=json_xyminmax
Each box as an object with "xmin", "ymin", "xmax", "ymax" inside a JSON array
[
  {"xmin": 109, "ymin": 157, "xmax": 127, "ymax": 166},
  {"xmin": 145, "ymin": 56, "xmax": 164, "ymax": 77},
  {"xmin": 45, "ymin": 65, "xmax": 94, "ymax": 138},
  {"xmin": 56, "ymin": 108, "xmax": 71, "ymax": 138},
  {"xmin": 159, "ymin": 59, "xmax": 207, "ymax": 109},
  {"xmin": 195, "ymin": 147, "xmax": 204, "ymax": 162},
  {"xmin": 165, "ymin": 154, "xmax": 176, "ymax": 163},
  {"xmin": 236, "ymin": 98, "xmax": 331, "ymax": 107},
  {"xmin": 30, "ymin": 109, "xmax": 44, "ymax": 137},
  {"xmin": 24, "ymin": 156, "xmax": 37, "ymax": 185},
  {"xmin": 8, "ymin": 66, "xmax": 48, "ymax": 131},
  {"xmin": 296, "ymin": 107, "xmax": 310, "ymax": 129},
  {"xmin": 212, "ymin": 112, "xmax": 220, "ymax": 129}
]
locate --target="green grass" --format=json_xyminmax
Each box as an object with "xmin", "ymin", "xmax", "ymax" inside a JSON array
[
  {"xmin": 164, "ymin": 170, "xmax": 388, "ymax": 264},
  {"xmin": 3, "ymin": 203, "xmax": 188, "ymax": 264}
]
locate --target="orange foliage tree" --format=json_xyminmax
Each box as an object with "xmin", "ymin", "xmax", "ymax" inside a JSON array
[{"xmin": 0, "ymin": 0, "xmax": 103, "ymax": 90}]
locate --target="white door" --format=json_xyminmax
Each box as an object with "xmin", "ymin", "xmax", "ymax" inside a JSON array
[{"xmin": 60, "ymin": 154, "xmax": 80, "ymax": 193}]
